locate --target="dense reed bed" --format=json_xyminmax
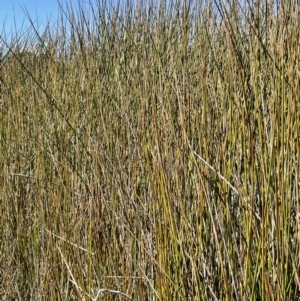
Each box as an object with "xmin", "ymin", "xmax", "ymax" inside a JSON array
[{"xmin": 0, "ymin": 0, "xmax": 299, "ymax": 299}]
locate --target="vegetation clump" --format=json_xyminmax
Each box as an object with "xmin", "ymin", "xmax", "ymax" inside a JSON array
[{"xmin": 0, "ymin": 0, "xmax": 299, "ymax": 300}]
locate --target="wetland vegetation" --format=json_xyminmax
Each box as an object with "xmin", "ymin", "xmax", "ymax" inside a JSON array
[{"xmin": 0, "ymin": 0, "xmax": 299, "ymax": 300}]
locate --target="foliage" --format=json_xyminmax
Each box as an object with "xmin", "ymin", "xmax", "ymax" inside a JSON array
[{"xmin": 0, "ymin": 0, "xmax": 299, "ymax": 300}]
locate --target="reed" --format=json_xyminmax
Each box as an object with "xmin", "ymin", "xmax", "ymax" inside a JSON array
[{"xmin": 0, "ymin": 0, "xmax": 299, "ymax": 300}]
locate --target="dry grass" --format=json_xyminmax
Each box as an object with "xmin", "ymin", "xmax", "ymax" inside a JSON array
[{"xmin": 0, "ymin": 0, "xmax": 300, "ymax": 300}]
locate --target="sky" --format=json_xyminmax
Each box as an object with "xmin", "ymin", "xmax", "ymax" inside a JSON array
[
  {"xmin": 1, "ymin": 0, "xmax": 61, "ymax": 35},
  {"xmin": 0, "ymin": 0, "xmax": 96, "ymax": 39}
]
